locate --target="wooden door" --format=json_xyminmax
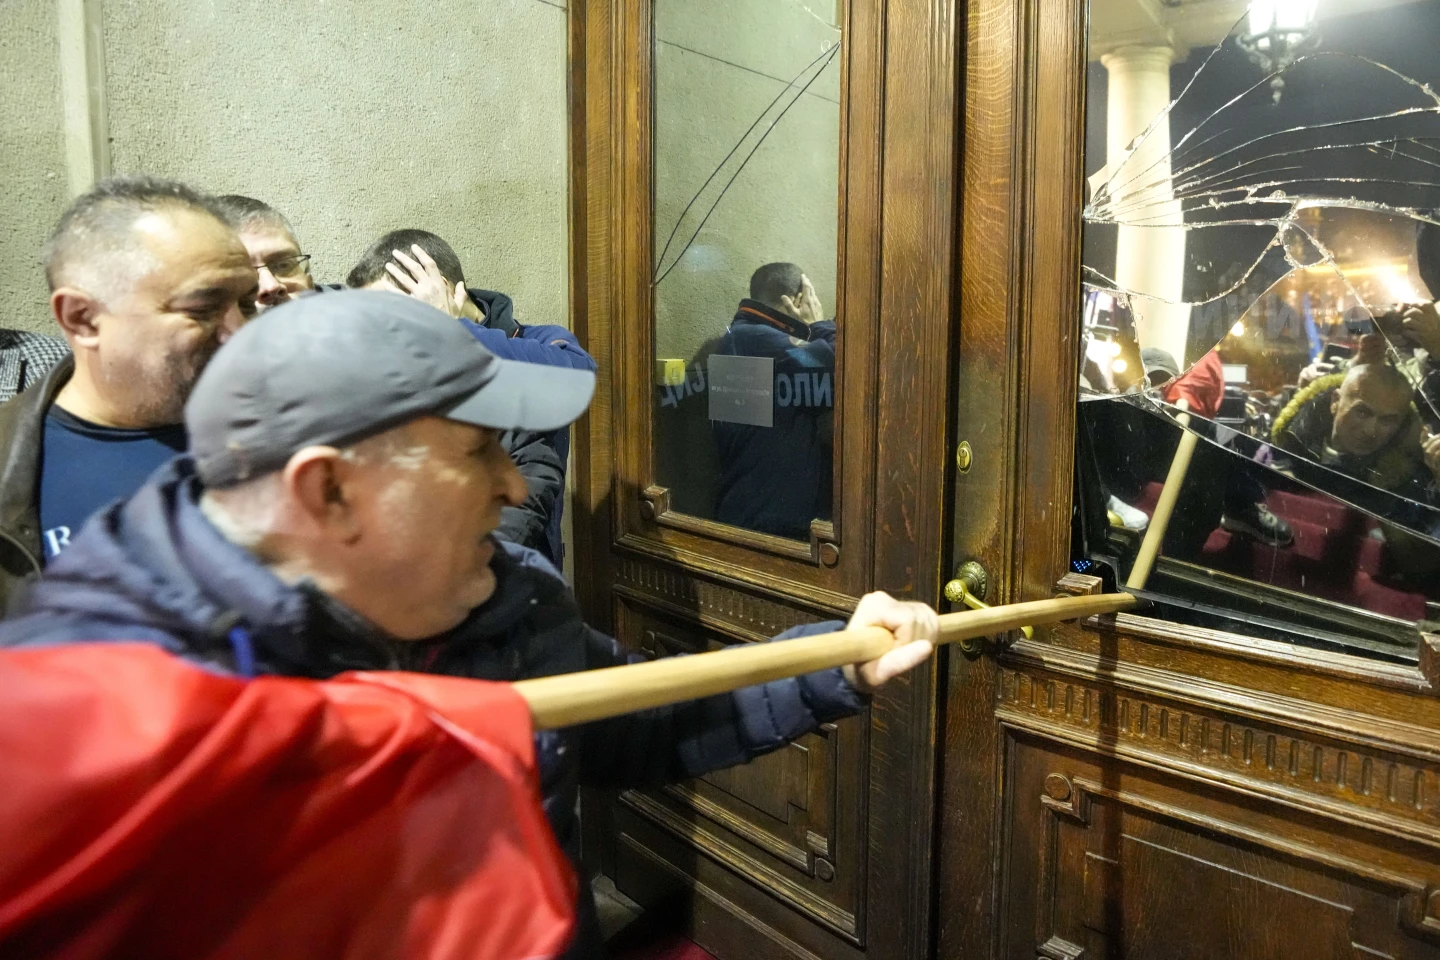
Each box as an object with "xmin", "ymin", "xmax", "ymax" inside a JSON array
[
  {"xmin": 939, "ymin": 0, "xmax": 1440, "ymax": 956},
  {"xmin": 567, "ymin": 0, "xmax": 960, "ymax": 958}
]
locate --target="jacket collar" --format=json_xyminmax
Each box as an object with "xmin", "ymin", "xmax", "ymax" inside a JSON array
[
  {"xmin": 467, "ymin": 287, "xmax": 521, "ymax": 337},
  {"xmin": 732, "ymin": 299, "xmax": 810, "ymax": 340}
]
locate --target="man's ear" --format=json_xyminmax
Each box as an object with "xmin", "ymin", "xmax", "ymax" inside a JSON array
[
  {"xmin": 283, "ymin": 447, "xmax": 363, "ymax": 542},
  {"xmin": 51, "ymin": 288, "xmax": 103, "ymax": 347}
]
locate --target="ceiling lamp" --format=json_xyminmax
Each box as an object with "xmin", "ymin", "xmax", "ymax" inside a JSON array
[{"xmin": 1238, "ymin": 0, "xmax": 1321, "ymax": 103}]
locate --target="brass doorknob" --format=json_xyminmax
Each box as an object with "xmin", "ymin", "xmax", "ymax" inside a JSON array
[
  {"xmin": 944, "ymin": 560, "xmax": 989, "ymax": 604},
  {"xmin": 944, "ymin": 560, "xmax": 1034, "ymax": 644}
]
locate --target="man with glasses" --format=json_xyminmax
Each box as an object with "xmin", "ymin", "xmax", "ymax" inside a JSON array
[
  {"xmin": 212, "ymin": 195, "xmax": 316, "ymax": 312},
  {"xmin": 0, "ymin": 176, "xmax": 256, "ymax": 611}
]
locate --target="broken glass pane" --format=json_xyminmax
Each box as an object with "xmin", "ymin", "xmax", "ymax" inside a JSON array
[
  {"xmin": 1080, "ymin": 0, "xmax": 1440, "ymax": 654},
  {"xmin": 1076, "ymin": 395, "xmax": 1434, "ymax": 659}
]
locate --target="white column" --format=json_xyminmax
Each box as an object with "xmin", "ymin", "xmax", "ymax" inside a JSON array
[
  {"xmin": 1101, "ymin": 44, "xmax": 1190, "ymax": 368},
  {"xmin": 58, "ymin": 0, "xmax": 110, "ymax": 197}
]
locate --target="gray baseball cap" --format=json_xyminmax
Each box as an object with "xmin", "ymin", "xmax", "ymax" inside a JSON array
[
  {"xmin": 186, "ymin": 289, "xmax": 595, "ymax": 487},
  {"xmin": 1140, "ymin": 346, "xmax": 1181, "ymax": 385}
]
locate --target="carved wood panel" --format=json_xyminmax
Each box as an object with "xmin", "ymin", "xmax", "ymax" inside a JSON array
[
  {"xmin": 1004, "ymin": 733, "xmax": 1440, "ymax": 960},
  {"xmin": 994, "ymin": 663, "xmax": 1440, "ymax": 845},
  {"xmin": 571, "ymin": 0, "xmax": 957, "ymax": 953},
  {"xmin": 609, "ymin": 593, "xmax": 865, "ymax": 940}
]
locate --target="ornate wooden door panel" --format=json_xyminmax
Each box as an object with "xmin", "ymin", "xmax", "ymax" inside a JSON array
[
  {"xmin": 607, "ymin": 583, "xmax": 864, "ymax": 941},
  {"xmin": 939, "ymin": 0, "xmax": 1440, "ymax": 953},
  {"xmin": 1007, "ymin": 734, "xmax": 1440, "ymax": 960},
  {"xmin": 568, "ymin": 0, "xmax": 960, "ymax": 957}
]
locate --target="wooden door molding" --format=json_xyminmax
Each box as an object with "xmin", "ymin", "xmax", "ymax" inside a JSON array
[
  {"xmin": 939, "ymin": 0, "xmax": 1440, "ymax": 954},
  {"xmin": 939, "ymin": 0, "xmax": 1089, "ymax": 945},
  {"xmin": 1010, "ymin": 739, "xmax": 1440, "ymax": 959},
  {"xmin": 569, "ymin": 0, "xmax": 961, "ymax": 957},
  {"xmin": 996, "ymin": 644, "xmax": 1440, "ymax": 850}
]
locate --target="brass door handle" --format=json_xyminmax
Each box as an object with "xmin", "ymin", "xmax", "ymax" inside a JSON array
[{"xmin": 943, "ymin": 561, "xmax": 1034, "ymax": 652}]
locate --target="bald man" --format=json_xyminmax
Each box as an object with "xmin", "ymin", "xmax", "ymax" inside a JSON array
[
  {"xmin": 1275, "ymin": 355, "xmax": 1439, "ymax": 497},
  {"xmin": 1329, "ymin": 363, "xmax": 1415, "ymax": 459},
  {"xmin": 0, "ymin": 176, "xmax": 257, "ymax": 609}
]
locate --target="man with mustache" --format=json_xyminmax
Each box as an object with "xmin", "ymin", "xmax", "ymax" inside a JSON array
[{"xmin": 0, "ymin": 176, "xmax": 257, "ymax": 608}]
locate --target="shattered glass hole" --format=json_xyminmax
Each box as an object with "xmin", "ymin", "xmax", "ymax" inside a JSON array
[{"xmin": 1078, "ymin": 0, "xmax": 1440, "ymax": 657}]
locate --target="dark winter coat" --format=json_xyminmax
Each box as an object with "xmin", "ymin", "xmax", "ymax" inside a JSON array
[
  {"xmin": 0, "ymin": 458, "xmax": 860, "ymax": 958},
  {"xmin": 463, "ymin": 288, "xmax": 596, "ymax": 566},
  {"xmin": 712, "ymin": 300, "xmax": 836, "ymax": 539}
]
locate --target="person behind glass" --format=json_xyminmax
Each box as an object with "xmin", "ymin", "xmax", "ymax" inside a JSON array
[
  {"xmin": 0, "ymin": 176, "xmax": 256, "ymax": 610},
  {"xmin": 346, "ymin": 229, "xmax": 596, "ymax": 567},
  {"xmin": 1157, "ymin": 347, "xmax": 1294, "ymax": 547},
  {"xmin": 211, "ymin": 195, "xmax": 317, "ymax": 312},
  {"xmin": 712, "ymin": 262, "xmax": 836, "ymax": 540},
  {"xmin": 1273, "ymin": 335, "xmax": 1440, "ymax": 501},
  {"xmin": 0, "ymin": 291, "xmax": 938, "ymax": 960}
]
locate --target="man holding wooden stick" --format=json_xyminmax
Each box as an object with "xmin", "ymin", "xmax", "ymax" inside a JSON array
[{"xmin": 0, "ymin": 290, "xmax": 937, "ymax": 959}]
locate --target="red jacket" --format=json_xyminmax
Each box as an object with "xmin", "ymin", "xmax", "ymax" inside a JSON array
[{"xmin": 1163, "ymin": 350, "xmax": 1225, "ymax": 419}]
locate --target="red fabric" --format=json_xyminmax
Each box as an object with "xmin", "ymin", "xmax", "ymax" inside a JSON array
[
  {"xmin": 609, "ymin": 921, "xmax": 718, "ymax": 960},
  {"xmin": 1162, "ymin": 350, "xmax": 1225, "ymax": 419},
  {"xmin": 0, "ymin": 643, "xmax": 575, "ymax": 960}
]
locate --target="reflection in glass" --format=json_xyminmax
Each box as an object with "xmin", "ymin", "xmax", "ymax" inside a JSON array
[
  {"xmin": 651, "ymin": 0, "xmax": 841, "ymax": 542},
  {"xmin": 1077, "ymin": 397, "xmax": 1436, "ymax": 659},
  {"xmin": 1078, "ymin": 0, "xmax": 1440, "ymax": 654}
]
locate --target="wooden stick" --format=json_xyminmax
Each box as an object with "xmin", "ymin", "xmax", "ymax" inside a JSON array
[
  {"xmin": 1126, "ymin": 399, "xmax": 1194, "ymax": 591},
  {"xmin": 515, "ymin": 592, "xmax": 1136, "ymax": 730}
]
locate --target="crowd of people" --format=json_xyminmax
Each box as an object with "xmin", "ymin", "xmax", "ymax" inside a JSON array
[
  {"xmin": 1093, "ymin": 299, "xmax": 1440, "ymax": 552},
  {"xmin": 0, "ymin": 175, "xmax": 937, "ymax": 959}
]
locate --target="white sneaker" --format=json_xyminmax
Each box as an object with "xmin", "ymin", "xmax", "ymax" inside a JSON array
[{"xmin": 1107, "ymin": 495, "xmax": 1149, "ymax": 531}]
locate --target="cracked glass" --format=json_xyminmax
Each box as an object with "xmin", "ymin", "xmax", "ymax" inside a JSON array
[
  {"xmin": 1078, "ymin": 0, "xmax": 1440, "ymax": 657},
  {"xmin": 649, "ymin": 0, "xmax": 841, "ymax": 543}
]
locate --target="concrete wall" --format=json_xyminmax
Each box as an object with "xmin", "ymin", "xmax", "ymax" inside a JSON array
[
  {"xmin": 98, "ymin": 0, "xmax": 571, "ymax": 325},
  {"xmin": 0, "ymin": 0, "xmax": 70, "ymax": 334},
  {"xmin": 651, "ymin": 0, "xmax": 841, "ymax": 521},
  {"xmin": 652, "ymin": 0, "xmax": 841, "ymax": 361}
]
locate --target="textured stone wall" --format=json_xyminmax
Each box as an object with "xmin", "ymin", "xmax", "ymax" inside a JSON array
[
  {"xmin": 0, "ymin": 0, "xmax": 70, "ymax": 334},
  {"xmin": 652, "ymin": 0, "xmax": 841, "ymax": 361},
  {"xmin": 102, "ymin": 0, "xmax": 571, "ymax": 326}
]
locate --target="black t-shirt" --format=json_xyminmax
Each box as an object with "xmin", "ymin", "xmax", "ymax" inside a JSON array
[{"xmin": 37, "ymin": 407, "xmax": 186, "ymax": 560}]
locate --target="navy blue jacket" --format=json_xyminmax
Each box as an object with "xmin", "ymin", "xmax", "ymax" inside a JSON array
[
  {"xmin": 0, "ymin": 458, "xmax": 858, "ymax": 958},
  {"xmin": 712, "ymin": 300, "xmax": 836, "ymax": 539},
  {"xmin": 462, "ymin": 288, "xmax": 596, "ymax": 567}
]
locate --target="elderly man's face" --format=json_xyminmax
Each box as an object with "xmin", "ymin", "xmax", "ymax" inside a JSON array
[
  {"xmin": 240, "ymin": 224, "xmax": 315, "ymax": 312},
  {"xmin": 344, "ymin": 416, "xmax": 528, "ymax": 639},
  {"xmin": 1330, "ymin": 370, "xmax": 1411, "ymax": 457},
  {"xmin": 92, "ymin": 209, "xmax": 257, "ymax": 425}
]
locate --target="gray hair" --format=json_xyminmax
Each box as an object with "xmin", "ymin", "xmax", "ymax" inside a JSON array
[
  {"xmin": 199, "ymin": 428, "xmax": 433, "ymax": 548},
  {"xmin": 42, "ymin": 175, "xmax": 226, "ymax": 300},
  {"xmin": 199, "ymin": 471, "xmax": 283, "ymax": 549},
  {"xmin": 211, "ymin": 194, "xmax": 299, "ymax": 241}
]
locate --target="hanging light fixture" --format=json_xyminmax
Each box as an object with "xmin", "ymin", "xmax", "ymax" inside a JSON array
[{"xmin": 1238, "ymin": 0, "xmax": 1321, "ymax": 103}]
